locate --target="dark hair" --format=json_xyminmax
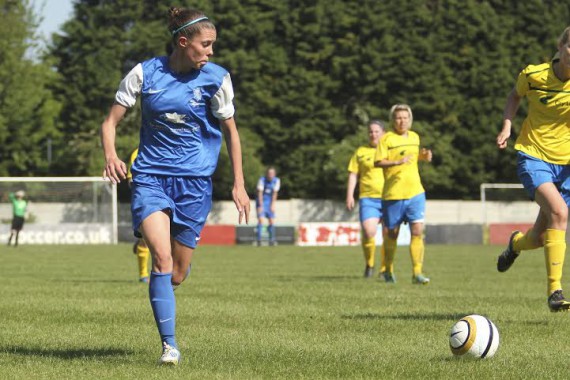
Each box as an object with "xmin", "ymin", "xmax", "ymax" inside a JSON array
[
  {"xmin": 369, "ymin": 120, "xmax": 385, "ymax": 130},
  {"xmin": 168, "ymin": 7, "xmax": 215, "ymax": 41}
]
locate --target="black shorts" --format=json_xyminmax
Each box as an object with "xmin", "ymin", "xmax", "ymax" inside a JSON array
[{"xmin": 11, "ymin": 216, "xmax": 24, "ymax": 231}]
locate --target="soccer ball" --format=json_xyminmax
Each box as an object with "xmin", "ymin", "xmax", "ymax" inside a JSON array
[{"xmin": 449, "ymin": 314, "xmax": 499, "ymax": 358}]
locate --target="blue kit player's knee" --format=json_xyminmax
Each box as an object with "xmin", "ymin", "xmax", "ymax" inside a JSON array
[
  {"xmin": 517, "ymin": 152, "xmax": 570, "ymax": 205},
  {"xmin": 383, "ymin": 192, "xmax": 426, "ymax": 229},
  {"xmin": 131, "ymin": 174, "xmax": 212, "ymax": 248},
  {"xmin": 359, "ymin": 198, "xmax": 382, "ymax": 223}
]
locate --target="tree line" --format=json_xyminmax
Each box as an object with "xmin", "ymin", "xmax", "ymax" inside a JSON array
[{"xmin": 1, "ymin": 0, "xmax": 569, "ymax": 200}]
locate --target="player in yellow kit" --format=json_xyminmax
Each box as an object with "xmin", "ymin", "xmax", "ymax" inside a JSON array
[
  {"xmin": 374, "ymin": 104, "xmax": 432, "ymax": 284},
  {"xmin": 127, "ymin": 148, "xmax": 150, "ymax": 283},
  {"xmin": 346, "ymin": 120, "xmax": 388, "ymax": 278},
  {"xmin": 496, "ymin": 26, "xmax": 570, "ymax": 312}
]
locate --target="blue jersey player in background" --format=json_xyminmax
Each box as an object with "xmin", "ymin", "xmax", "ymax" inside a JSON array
[
  {"xmin": 100, "ymin": 7, "xmax": 250, "ymax": 365},
  {"xmin": 256, "ymin": 167, "xmax": 280, "ymax": 246}
]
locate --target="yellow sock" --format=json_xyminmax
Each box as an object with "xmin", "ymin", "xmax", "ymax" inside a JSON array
[
  {"xmin": 379, "ymin": 244, "xmax": 388, "ymax": 273},
  {"xmin": 545, "ymin": 229, "xmax": 566, "ymax": 296},
  {"xmin": 410, "ymin": 235, "xmax": 424, "ymax": 276},
  {"xmin": 136, "ymin": 242, "xmax": 150, "ymax": 279},
  {"xmin": 513, "ymin": 228, "xmax": 542, "ymax": 252},
  {"xmin": 384, "ymin": 237, "xmax": 397, "ymax": 274},
  {"xmin": 362, "ymin": 236, "xmax": 375, "ymax": 268}
]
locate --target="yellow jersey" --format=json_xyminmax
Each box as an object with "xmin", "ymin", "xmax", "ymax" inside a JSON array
[
  {"xmin": 127, "ymin": 148, "xmax": 138, "ymax": 180},
  {"xmin": 514, "ymin": 59, "xmax": 570, "ymax": 164},
  {"xmin": 347, "ymin": 145, "xmax": 384, "ymax": 198},
  {"xmin": 375, "ymin": 131, "xmax": 424, "ymax": 200}
]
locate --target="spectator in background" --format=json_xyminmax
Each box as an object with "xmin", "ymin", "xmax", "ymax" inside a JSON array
[
  {"xmin": 256, "ymin": 167, "xmax": 280, "ymax": 246},
  {"xmin": 346, "ymin": 120, "xmax": 388, "ymax": 278},
  {"xmin": 496, "ymin": 26, "xmax": 570, "ymax": 312},
  {"xmin": 7, "ymin": 190, "xmax": 27, "ymax": 247}
]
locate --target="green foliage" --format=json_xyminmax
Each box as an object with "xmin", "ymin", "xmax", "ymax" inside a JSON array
[
  {"xmin": 0, "ymin": 0, "xmax": 60, "ymax": 176},
  {"xmin": 38, "ymin": 0, "xmax": 570, "ymax": 199}
]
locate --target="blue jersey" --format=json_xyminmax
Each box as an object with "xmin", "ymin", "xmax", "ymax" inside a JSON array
[
  {"xmin": 257, "ymin": 176, "xmax": 281, "ymax": 206},
  {"xmin": 116, "ymin": 57, "xmax": 235, "ymax": 177}
]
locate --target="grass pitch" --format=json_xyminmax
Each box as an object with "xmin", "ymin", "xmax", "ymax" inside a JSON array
[{"xmin": 0, "ymin": 243, "xmax": 567, "ymax": 379}]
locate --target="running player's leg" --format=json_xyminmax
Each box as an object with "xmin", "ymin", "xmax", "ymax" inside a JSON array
[
  {"xmin": 382, "ymin": 199, "xmax": 405, "ymax": 283},
  {"xmin": 534, "ymin": 183, "xmax": 569, "ymax": 311},
  {"xmin": 171, "ymin": 239, "xmax": 193, "ymax": 289},
  {"xmin": 140, "ymin": 211, "xmax": 179, "ymax": 358}
]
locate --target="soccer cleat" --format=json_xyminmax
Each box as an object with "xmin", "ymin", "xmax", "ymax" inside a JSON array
[
  {"xmin": 497, "ymin": 231, "xmax": 521, "ymax": 272},
  {"xmin": 383, "ymin": 272, "xmax": 396, "ymax": 283},
  {"xmin": 364, "ymin": 266, "xmax": 374, "ymax": 278},
  {"xmin": 269, "ymin": 240, "xmax": 278, "ymax": 246},
  {"xmin": 412, "ymin": 274, "xmax": 430, "ymax": 285},
  {"xmin": 139, "ymin": 277, "xmax": 149, "ymax": 284},
  {"xmin": 548, "ymin": 290, "xmax": 570, "ymax": 312},
  {"xmin": 158, "ymin": 343, "xmax": 180, "ymax": 366}
]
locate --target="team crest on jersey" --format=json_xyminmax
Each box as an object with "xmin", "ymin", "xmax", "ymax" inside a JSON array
[
  {"xmin": 189, "ymin": 87, "xmax": 204, "ymax": 107},
  {"xmin": 161, "ymin": 112, "xmax": 187, "ymax": 124}
]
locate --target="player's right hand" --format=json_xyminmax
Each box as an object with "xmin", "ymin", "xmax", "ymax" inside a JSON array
[
  {"xmin": 103, "ymin": 157, "xmax": 127, "ymax": 184},
  {"xmin": 346, "ymin": 197, "xmax": 355, "ymax": 210},
  {"xmin": 496, "ymin": 129, "xmax": 510, "ymax": 149}
]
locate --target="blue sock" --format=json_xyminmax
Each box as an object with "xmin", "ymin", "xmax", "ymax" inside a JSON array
[
  {"xmin": 268, "ymin": 224, "xmax": 275, "ymax": 241},
  {"xmin": 149, "ymin": 272, "xmax": 177, "ymax": 348},
  {"xmin": 256, "ymin": 223, "xmax": 263, "ymax": 241}
]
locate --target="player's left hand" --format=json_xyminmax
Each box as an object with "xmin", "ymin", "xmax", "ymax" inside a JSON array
[
  {"xmin": 232, "ymin": 184, "xmax": 250, "ymax": 224},
  {"xmin": 420, "ymin": 148, "xmax": 432, "ymax": 162}
]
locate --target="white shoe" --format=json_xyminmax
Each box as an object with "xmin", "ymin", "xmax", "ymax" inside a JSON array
[{"xmin": 158, "ymin": 342, "xmax": 180, "ymax": 365}]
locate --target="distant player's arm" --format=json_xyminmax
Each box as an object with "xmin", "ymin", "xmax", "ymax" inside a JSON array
[
  {"xmin": 346, "ymin": 172, "xmax": 358, "ymax": 210},
  {"xmin": 271, "ymin": 190, "xmax": 278, "ymax": 213},
  {"xmin": 497, "ymin": 86, "xmax": 522, "ymax": 150}
]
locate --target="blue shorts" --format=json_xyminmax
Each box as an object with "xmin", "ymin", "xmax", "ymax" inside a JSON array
[
  {"xmin": 359, "ymin": 198, "xmax": 383, "ymax": 223},
  {"xmin": 382, "ymin": 192, "xmax": 426, "ymax": 230},
  {"xmin": 256, "ymin": 201, "xmax": 275, "ymax": 219},
  {"xmin": 517, "ymin": 152, "xmax": 570, "ymax": 205},
  {"xmin": 131, "ymin": 174, "xmax": 212, "ymax": 249}
]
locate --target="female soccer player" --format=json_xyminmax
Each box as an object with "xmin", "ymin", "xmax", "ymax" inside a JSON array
[
  {"xmin": 374, "ymin": 104, "xmax": 432, "ymax": 284},
  {"xmin": 256, "ymin": 167, "xmax": 280, "ymax": 246},
  {"xmin": 346, "ymin": 120, "xmax": 388, "ymax": 278},
  {"xmin": 101, "ymin": 7, "xmax": 250, "ymax": 364},
  {"xmin": 496, "ymin": 26, "xmax": 570, "ymax": 312}
]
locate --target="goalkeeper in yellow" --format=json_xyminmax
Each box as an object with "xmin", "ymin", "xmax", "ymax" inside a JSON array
[
  {"xmin": 127, "ymin": 148, "xmax": 150, "ymax": 283},
  {"xmin": 346, "ymin": 120, "xmax": 388, "ymax": 278},
  {"xmin": 374, "ymin": 104, "xmax": 432, "ymax": 284},
  {"xmin": 496, "ymin": 26, "xmax": 570, "ymax": 312}
]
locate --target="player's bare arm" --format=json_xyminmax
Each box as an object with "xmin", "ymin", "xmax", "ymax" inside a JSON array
[
  {"xmin": 497, "ymin": 87, "xmax": 521, "ymax": 149},
  {"xmin": 221, "ymin": 117, "xmax": 250, "ymax": 224},
  {"xmin": 101, "ymin": 102, "xmax": 128, "ymax": 184}
]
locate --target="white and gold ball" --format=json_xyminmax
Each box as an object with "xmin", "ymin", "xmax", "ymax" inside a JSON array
[{"xmin": 449, "ymin": 314, "xmax": 499, "ymax": 358}]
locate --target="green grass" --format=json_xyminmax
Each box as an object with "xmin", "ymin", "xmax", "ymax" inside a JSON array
[{"xmin": 0, "ymin": 243, "xmax": 568, "ymax": 379}]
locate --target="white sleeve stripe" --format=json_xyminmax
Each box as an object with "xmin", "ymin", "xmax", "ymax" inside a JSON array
[
  {"xmin": 211, "ymin": 73, "xmax": 235, "ymax": 120},
  {"xmin": 115, "ymin": 64, "xmax": 143, "ymax": 108}
]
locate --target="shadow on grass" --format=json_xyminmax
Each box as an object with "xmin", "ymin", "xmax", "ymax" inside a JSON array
[
  {"xmin": 0, "ymin": 346, "xmax": 132, "ymax": 360},
  {"xmin": 341, "ymin": 312, "xmax": 470, "ymax": 321}
]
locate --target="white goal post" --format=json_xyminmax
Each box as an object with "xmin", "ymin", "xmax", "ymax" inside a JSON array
[
  {"xmin": 0, "ymin": 177, "xmax": 118, "ymax": 244},
  {"xmin": 479, "ymin": 183, "xmax": 538, "ymax": 227}
]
